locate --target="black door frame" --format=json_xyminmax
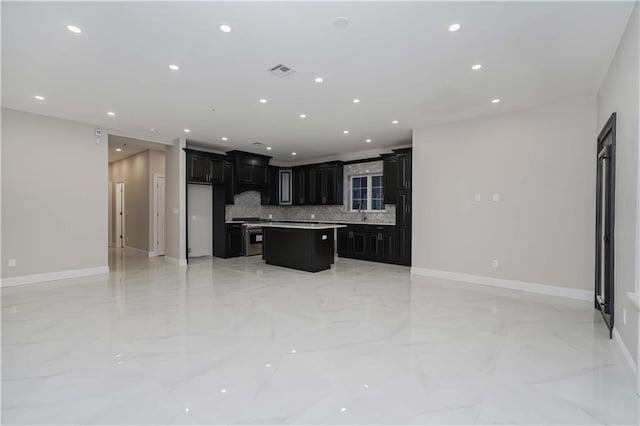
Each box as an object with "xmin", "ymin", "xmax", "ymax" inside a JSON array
[{"xmin": 595, "ymin": 112, "xmax": 616, "ymax": 339}]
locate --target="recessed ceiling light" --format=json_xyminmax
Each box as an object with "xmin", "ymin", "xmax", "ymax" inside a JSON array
[
  {"xmin": 365, "ymin": 138, "xmax": 372, "ymax": 143},
  {"xmin": 448, "ymin": 23, "xmax": 461, "ymax": 32},
  {"xmin": 169, "ymin": 64, "xmax": 179, "ymax": 71},
  {"xmin": 34, "ymin": 95, "xmax": 45, "ymax": 101},
  {"xmin": 292, "ymin": 152, "xmax": 297, "ymax": 156},
  {"xmin": 299, "ymin": 114, "xmax": 307, "ymax": 118},
  {"xmin": 184, "ymin": 128, "xmax": 191, "ymax": 133},
  {"xmin": 343, "ymin": 130, "xmax": 349, "ymax": 134},
  {"xmin": 115, "ymin": 148, "xmax": 122, "ymax": 152},
  {"xmin": 66, "ymin": 25, "xmax": 82, "ymax": 34},
  {"xmin": 266, "ymin": 146, "xmax": 272, "ymax": 151},
  {"xmin": 491, "ymin": 98, "xmax": 501, "ymax": 104},
  {"xmin": 472, "ymin": 64, "xmax": 482, "ymax": 70},
  {"xmin": 259, "ymin": 98, "xmax": 267, "ymax": 104},
  {"xmin": 352, "ymin": 99, "xmax": 360, "ymax": 104},
  {"xmin": 221, "ymin": 137, "xmax": 228, "ymax": 141},
  {"xmin": 107, "ymin": 111, "xmax": 115, "ymax": 116},
  {"xmin": 219, "ymin": 24, "xmax": 232, "ymax": 33},
  {"xmin": 392, "ymin": 120, "xmax": 399, "ymax": 124},
  {"xmin": 314, "ymin": 77, "xmax": 324, "ymax": 83}
]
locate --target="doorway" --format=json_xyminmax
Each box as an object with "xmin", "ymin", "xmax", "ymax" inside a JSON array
[
  {"xmin": 595, "ymin": 112, "xmax": 616, "ymax": 339},
  {"xmin": 115, "ymin": 181, "xmax": 125, "ymax": 248},
  {"xmin": 154, "ymin": 174, "xmax": 166, "ymax": 256}
]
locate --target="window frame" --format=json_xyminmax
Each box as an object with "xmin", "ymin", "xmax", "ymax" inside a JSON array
[{"xmin": 350, "ymin": 174, "xmax": 385, "ymax": 212}]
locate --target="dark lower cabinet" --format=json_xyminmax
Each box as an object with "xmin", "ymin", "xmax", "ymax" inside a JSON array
[
  {"xmin": 337, "ymin": 224, "xmax": 404, "ymax": 265},
  {"xmin": 226, "ymin": 223, "xmax": 243, "ymax": 258}
]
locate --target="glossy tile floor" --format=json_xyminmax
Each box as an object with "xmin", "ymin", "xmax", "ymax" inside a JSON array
[{"xmin": 2, "ymin": 249, "xmax": 638, "ymax": 425}]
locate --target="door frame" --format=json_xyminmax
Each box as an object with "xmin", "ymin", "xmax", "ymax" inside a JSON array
[
  {"xmin": 115, "ymin": 180, "xmax": 126, "ymax": 248},
  {"xmin": 153, "ymin": 174, "xmax": 166, "ymax": 257},
  {"xmin": 595, "ymin": 112, "xmax": 616, "ymax": 338}
]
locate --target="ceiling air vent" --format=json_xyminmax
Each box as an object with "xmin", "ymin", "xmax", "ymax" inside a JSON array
[
  {"xmin": 269, "ymin": 64, "xmax": 295, "ymax": 78},
  {"xmin": 252, "ymin": 142, "xmax": 266, "ymax": 147}
]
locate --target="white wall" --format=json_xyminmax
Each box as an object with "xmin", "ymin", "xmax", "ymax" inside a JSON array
[
  {"xmin": 412, "ymin": 97, "xmax": 597, "ymax": 295},
  {"xmin": 597, "ymin": 2, "xmax": 639, "ymax": 366},
  {"xmin": 1, "ymin": 108, "xmax": 108, "ymax": 282},
  {"xmin": 165, "ymin": 138, "xmax": 186, "ymax": 264}
]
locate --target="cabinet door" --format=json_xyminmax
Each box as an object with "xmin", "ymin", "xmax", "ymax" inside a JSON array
[
  {"xmin": 396, "ymin": 152, "xmax": 412, "ymax": 190},
  {"xmin": 237, "ymin": 162, "xmax": 253, "ymax": 184},
  {"xmin": 337, "ymin": 228, "xmax": 351, "ymax": 256},
  {"xmin": 352, "ymin": 230, "xmax": 367, "ymax": 256},
  {"xmin": 254, "ymin": 164, "xmax": 268, "ymax": 186},
  {"xmin": 226, "ymin": 226, "xmax": 243, "ymax": 257},
  {"xmin": 396, "ymin": 226, "xmax": 410, "ymax": 263},
  {"xmin": 366, "ymin": 232, "xmax": 383, "ymax": 259},
  {"xmin": 262, "ymin": 166, "xmax": 279, "ymax": 205},
  {"xmin": 279, "ymin": 169, "xmax": 292, "ymax": 205},
  {"xmin": 210, "ymin": 158, "xmax": 225, "ymax": 183},
  {"xmin": 396, "ymin": 191, "xmax": 410, "ymax": 227},
  {"xmin": 382, "ymin": 229, "xmax": 397, "ymax": 261},
  {"xmin": 383, "ymin": 156, "xmax": 397, "ymax": 204},
  {"xmin": 324, "ymin": 165, "xmax": 339, "ymax": 205},
  {"xmin": 188, "ymin": 154, "xmax": 210, "ymax": 183},
  {"xmin": 293, "ymin": 168, "xmax": 306, "ymax": 205},
  {"xmin": 224, "ymin": 161, "xmax": 235, "ymax": 204},
  {"xmin": 313, "ymin": 167, "xmax": 324, "ymax": 204}
]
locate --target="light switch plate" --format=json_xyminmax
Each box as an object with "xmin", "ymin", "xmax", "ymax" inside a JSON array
[
  {"xmin": 492, "ymin": 193, "xmax": 500, "ymax": 202},
  {"xmin": 492, "ymin": 259, "xmax": 499, "ymax": 269},
  {"xmin": 268, "ymin": 214, "xmax": 273, "ymax": 219},
  {"xmin": 623, "ymin": 308, "xmax": 627, "ymax": 325},
  {"xmin": 311, "ymin": 214, "xmax": 315, "ymax": 219},
  {"xmin": 475, "ymin": 194, "xmax": 481, "ymax": 202},
  {"xmin": 8, "ymin": 259, "xmax": 16, "ymax": 267}
]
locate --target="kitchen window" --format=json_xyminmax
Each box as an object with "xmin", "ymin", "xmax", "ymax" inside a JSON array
[{"xmin": 351, "ymin": 174, "xmax": 384, "ymax": 211}]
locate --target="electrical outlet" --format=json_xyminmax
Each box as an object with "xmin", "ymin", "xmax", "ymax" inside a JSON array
[
  {"xmin": 623, "ymin": 308, "xmax": 627, "ymax": 326},
  {"xmin": 492, "ymin": 193, "xmax": 500, "ymax": 202},
  {"xmin": 268, "ymin": 214, "xmax": 273, "ymax": 219},
  {"xmin": 475, "ymin": 194, "xmax": 481, "ymax": 202},
  {"xmin": 311, "ymin": 214, "xmax": 315, "ymax": 219},
  {"xmin": 492, "ymin": 259, "xmax": 499, "ymax": 269},
  {"xmin": 8, "ymin": 259, "xmax": 16, "ymax": 268}
]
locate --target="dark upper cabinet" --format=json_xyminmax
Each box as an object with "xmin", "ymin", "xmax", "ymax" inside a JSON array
[
  {"xmin": 226, "ymin": 150, "xmax": 272, "ymax": 193},
  {"xmin": 293, "ymin": 162, "xmax": 343, "ymax": 206},
  {"xmin": 395, "ymin": 149, "xmax": 412, "ymax": 191},
  {"xmin": 186, "ymin": 149, "xmax": 225, "ymax": 184},
  {"xmin": 261, "ymin": 166, "xmax": 280, "ymax": 205},
  {"xmin": 224, "ymin": 161, "xmax": 235, "ymax": 204},
  {"xmin": 382, "ymin": 154, "xmax": 398, "ymax": 204}
]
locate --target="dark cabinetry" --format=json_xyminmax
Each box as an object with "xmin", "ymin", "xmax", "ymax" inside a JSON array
[
  {"xmin": 225, "ymin": 223, "xmax": 243, "ymax": 258},
  {"xmin": 293, "ymin": 162, "xmax": 343, "ymax": 206},
  {"xmin": 382, "ymin": 154, "xmax": 398, "ymax": 204},
  {"xmin": 337, "ymin": 224, "xmax": 399, "ymax": 264},
  {"xmin": 261, "ymin": 166, "xmax": 280, "ymax": 205},
  {"xmin": 186, "ymin": 150, "xmax": 225, "ymax": 184},
  {"xmin": 224, "ymin": 161, "xmax": 235, "ymax": 204},
  {"xmin": 226, "ymin": 150, "xmax": 271, "ymax": 191}
]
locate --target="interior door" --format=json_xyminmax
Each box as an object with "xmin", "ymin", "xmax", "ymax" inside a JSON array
[
  {"xmin": 115, "ymin": 182, "xmax": 125, "ymax": 248},
  {"xmin": 595, "ymin": 113, "xmax": 616, "ymax": 338},
  {"xmin": 156, "ymin": 176, "xmax": 166, "ymax": 256}
]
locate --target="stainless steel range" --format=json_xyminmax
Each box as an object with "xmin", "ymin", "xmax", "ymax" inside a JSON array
[{"xmin": 233, "ymin": 217, "xmax": 264, "ymax": 256}]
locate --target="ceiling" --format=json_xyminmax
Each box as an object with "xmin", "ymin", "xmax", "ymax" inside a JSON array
[
  {"xmin": 2, "ymin": 1, "xmax": 635, "ymax": 161},
  {"xmin": 108, "ymin": 134, "xmax": 165, "ymax": 163}
]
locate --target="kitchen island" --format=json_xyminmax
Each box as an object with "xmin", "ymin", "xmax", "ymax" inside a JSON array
[{"xmin": 262, "ymin": 223, "xmax": 346, "ymax": 272}]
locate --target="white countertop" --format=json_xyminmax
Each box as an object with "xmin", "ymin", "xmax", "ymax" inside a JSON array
[
  {"xmin": 261, "ymin": 222, "xmax": 347, "ymax": 230},
  {"xmin": 226, "ymin": 219, "xmax": 394, "ymax": 226}
]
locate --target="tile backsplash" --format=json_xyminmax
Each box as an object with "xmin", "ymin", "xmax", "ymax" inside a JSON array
[{"xmin": 225, "ymin": 160, "xmax": 396, "ymax": 224}]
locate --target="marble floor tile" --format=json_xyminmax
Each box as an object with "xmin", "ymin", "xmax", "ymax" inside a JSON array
[{"xmin": 1, "ymin": 248, "xmax": 638, "ymax": 425}]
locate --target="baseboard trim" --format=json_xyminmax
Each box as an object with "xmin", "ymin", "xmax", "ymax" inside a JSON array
[
  {"xmin": 125, "ymin": 246, "xmax": 151, "ymax": 256},
  {"xmin": 612, "ymin": 327, "xmax": 638, "ymax": 375},
  {"xmin": 166, "ymin": 257, "xmax": 188, "ymax": 266},
  {"xmin": 1, "ymin": 266, "xmax": 110, "ymax": 288},
  {"xmin": 410, "ymin": 267, "xmax": 591, "ymax": 301}
]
